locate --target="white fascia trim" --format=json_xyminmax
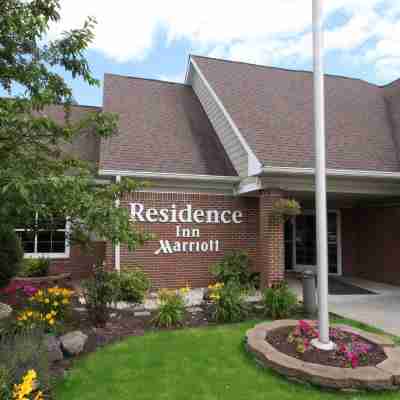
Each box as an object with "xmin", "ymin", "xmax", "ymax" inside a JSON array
[
  {"xmin": 261, "ymin": 166, "xmax": 400, "ymax": 180},
  {"xmin": 98, "ymin": 169, "xmax": 241, "ymax": 183},
  {"xmin": 189, "ymin": 57, "xmax": 262, "ymax": 176}
]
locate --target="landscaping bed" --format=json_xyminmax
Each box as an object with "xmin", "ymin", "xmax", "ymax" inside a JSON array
[
  {"xmin": 266, "ymin": 325, "xmax": 387, "ymax": 368},
  {"xmin": 247, "ymin": 320, "xmax": 400, "ymax": 391},
  {"xmin": 51, "ymin": 299, "xmax": 263, "ymax": 376}
]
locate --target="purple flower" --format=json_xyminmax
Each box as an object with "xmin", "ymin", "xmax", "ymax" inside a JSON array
[{"xmin": 22, "ymin": 285, "xmax": 38, "ymax": 297}]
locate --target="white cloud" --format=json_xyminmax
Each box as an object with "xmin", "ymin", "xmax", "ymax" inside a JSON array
[
  {"xmin": 158, "ymin": 72, "xmax": 186, "ymax": 84},
  {"xmin": 49, "ymin": 0, "xmax": 400, "ymax": 81}
]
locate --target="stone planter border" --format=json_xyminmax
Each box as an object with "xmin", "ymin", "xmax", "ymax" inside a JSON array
[{"xmin": 246, "ymin": 320, "xmax": 400, "ymax": 391}]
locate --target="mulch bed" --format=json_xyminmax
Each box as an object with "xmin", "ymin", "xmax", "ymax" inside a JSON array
[{"xmin": 266, "ymin": 326, "xmax": 387, "ymax": 368}]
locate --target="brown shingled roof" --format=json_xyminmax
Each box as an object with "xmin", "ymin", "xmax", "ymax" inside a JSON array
[
  {"xmin": 192, "ymin": 55, "xmax": 400, "ymax": 172},
  {"xmin": 42, "ymin": 104, "xmax": 101, "ymax": 166},
  {"xmin": 99, "ymin": 74, "xmax": 236, "ymax": 176}
]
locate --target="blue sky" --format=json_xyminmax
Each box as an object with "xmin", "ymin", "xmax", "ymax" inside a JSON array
[{"xmin": 10, "ymin": 1, "xmax": 400, "ymax": 106}]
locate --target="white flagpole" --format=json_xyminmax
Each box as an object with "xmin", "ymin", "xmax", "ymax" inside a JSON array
[{"xmin": 311, "ymin": 0, "xmax": 334, "ymax": 350}]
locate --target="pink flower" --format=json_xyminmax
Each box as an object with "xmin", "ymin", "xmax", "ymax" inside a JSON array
[{"xmin": 22, "ymin": 285, "xmax": 38, "ymax": 297}]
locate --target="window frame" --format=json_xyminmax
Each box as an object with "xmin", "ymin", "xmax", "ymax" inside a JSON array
[{"xmin": 15, "ymin": 214, "xmax": 70, "ymax": 259}]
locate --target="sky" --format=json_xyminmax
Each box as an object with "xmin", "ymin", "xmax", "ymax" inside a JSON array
[{"xmin": 19, "ymin": 0, "xmax": 400, "ymax": 106}]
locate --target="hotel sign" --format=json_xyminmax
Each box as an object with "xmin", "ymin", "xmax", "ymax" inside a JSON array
[{"xmin": 130, "ymin": 203, "xmax": 243, "ymax": 255}]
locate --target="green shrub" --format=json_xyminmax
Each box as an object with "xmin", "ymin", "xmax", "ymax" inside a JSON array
[
  {"xmin": 0, "ymin": 229, "xmax": 23, "ymax": 288},
  {"xmin": 115, "ymin": 268, "xmax": 150, "ymax": 304},
  {"xmin": 210, "ymin": 282, "xmax": 248, "ymax": 323},
  {"xmin": 263, "ymin": 282, "xmax": 297, "ymax": 319},
  {"xmin": 210, "ymin": 250, "xmax": 251, "ymax": 287},
  {"xmin": 19, "ymin": 258, "xmax": 50, "ymax": 278},
  {"xmin": 82, "ymin": 263, "xmax": 118, "ymax": 327},
  {"xmin": 0, "ymin": 327, "xmax": 51, "ymax": 399},
  {"xmin": 271, "ymin": 198, "xmax": 301, "ymax": 220},
  {"xmin": 153, "ymin": 288, "xmax": 186, "ymax": 328}
]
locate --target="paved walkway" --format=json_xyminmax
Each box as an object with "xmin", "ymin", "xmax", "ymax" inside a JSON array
[{"xmin": 289, "ymin": 276, "xmax": 400, "ymax": 336}]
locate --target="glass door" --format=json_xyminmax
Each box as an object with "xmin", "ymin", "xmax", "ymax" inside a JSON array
[{"xmin": 290, "ymin": 212, "xmax": 340, "ymax": 275}]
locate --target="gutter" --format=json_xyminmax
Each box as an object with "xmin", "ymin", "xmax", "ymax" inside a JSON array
[
  {"xmin": 259, "ymin": 166, "xmax": 400, "ymax": 181},
  {"xmin": 98, "ymin": 169, "xmax": 241, "ymax": 184}
]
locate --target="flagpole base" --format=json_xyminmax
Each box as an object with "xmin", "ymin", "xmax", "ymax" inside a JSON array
[{"xmin": 311, "ymin": 338, "xmax": 336, "ymax": 351}]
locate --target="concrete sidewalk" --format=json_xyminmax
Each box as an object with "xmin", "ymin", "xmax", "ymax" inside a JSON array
[{"xmin": 288, "ymin": 276, "xmax": 400, "ymax": 336}]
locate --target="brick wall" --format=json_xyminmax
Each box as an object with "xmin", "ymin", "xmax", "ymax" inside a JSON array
[
  {"xmin": 105, "ymin": 192, "xmax": 259, "ymax": 289},
  {"xmin": 49, "ymin": 242, "xmax": 105, "ymax": 280},
  {"xmin": 342, "ymin": 207, "xmax": 400, "ymax": 285},
  {"xmin": 258, "ymin": 190, "xmax": 285, "ymax": 287}
]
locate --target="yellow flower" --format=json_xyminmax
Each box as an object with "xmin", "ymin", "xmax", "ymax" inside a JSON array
[
  {"xmin": 53, "ymin": 301, "xmax": 59, "ymax": 307},
  {"xmin": 44, "ymin": 298, "xmax": 50, "ymax": 304},
  {"xmin": 34, "ymin": 391, "xmax": 44, "ymax": 400},
  {"xmin": 62, "ymin": 298, "xmax": 69, "ymax": 305},
  {"xmin": 48, "ymin": 318, "xmax": 55, "ymax": 326}
]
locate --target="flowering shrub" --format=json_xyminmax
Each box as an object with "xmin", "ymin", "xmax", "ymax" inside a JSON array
[
  {"xmin": 29, "ymin": 287, "xmax": 73, "ymax": 319},
  {"xmin": 332, "ymin": 328, "xmax": 372, "ymax": 368},
  {"xmin": 153, "ymin": 287, "xmax": 188, "ymax": 328},
  {"xmin": 16, "ymin": 286, "xmax": 73, "ymax": 332},
  {"xmin": 12, "ymin": 369, "xmax": 43, "ymax": 400},
  {"xmin": 287, "ymin": 320, "xmax": 374, "ymax": 368},
  {"xmin": 208, "ymin": 281, "xmax": 248, "ymax": 323},
  {"xmin": 287, "ymin": 320, "xmax": 318, "ymax": 353},
  {"xmin": 208, "ymin": 282, "xmax": 224, "ymax": 300},
  {"xmin": 0, "ymin": 283, "xmax": 38, "ymax": 307}
]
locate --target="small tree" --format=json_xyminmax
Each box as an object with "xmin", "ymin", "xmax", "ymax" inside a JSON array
[
  {"xmin": 0, "ymin": 229, "xmax": 23, "ymax": 288},
  {"xmin": 0, "ymin": 0, "xmax": 150, "ymax": 252}
]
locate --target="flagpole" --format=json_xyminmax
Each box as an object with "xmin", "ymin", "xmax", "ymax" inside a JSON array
[{"xmin": 311, "ymin": 0, "xmax": 335, "ymax": 350}]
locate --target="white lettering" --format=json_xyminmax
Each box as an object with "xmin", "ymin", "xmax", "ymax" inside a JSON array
[
  {"xmin": 192, "ymin": 228, "xmax": 200, "ymax": 238},
  {"xmin": 206, "ymin": 210, "xmax": 219, "ymax": 223},
  {"xmin": 146, "ymin": 208, "xmax": 158, "ymax": 222},
  {"xmin": 193, "ymin": 209, "xmax": 205, "ymax": 223},
  {"xmin": 159, "ymin": 208, "xmax": 169, "ymax": 223},
  {"xmin": 232, "ymin": 210, "xmax": 243, "ymax": 224},
  {"xmin": 178, "ymin": 204, "xmax": 193, "ymax": 223},
  {"xmin": 221, "ymin": 210, "xmax": 232, "ymax": 224},
  {"xmin": 170, "ymin": 204, "xmax": 177, "ymax": 223},
  {"xmin": 154, "ymin": 240, "xmax": 173, "ymax": 255},
  {"xmin": 129, "ymin": 203, "xmax": 243, "ymax": 224},
  {"xmin": 130, "ymin": 203, "xmax": 145, "ymax": 222}
]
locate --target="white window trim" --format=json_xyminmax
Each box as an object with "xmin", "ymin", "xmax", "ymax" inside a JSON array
[{"xmin": 16, "ymin": 216, "xmax": 71, "ymax": 259}]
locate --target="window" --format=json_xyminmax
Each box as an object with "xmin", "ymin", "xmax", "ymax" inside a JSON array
[{"xmin": 15, "ymin": 214, "xmax": 70, "ymax": 259}]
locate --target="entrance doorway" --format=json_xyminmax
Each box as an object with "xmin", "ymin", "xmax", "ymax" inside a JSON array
[{"xmin": 285, "ymin": 211, "xmax": 341, "ymax": 275}]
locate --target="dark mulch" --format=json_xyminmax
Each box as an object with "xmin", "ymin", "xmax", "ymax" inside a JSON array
[{"xmin": 266, "ymin": 326, "xmax": 387, "ymax": 368}]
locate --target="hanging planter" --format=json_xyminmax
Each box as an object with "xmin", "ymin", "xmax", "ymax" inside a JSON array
[{"xmin": 271, "ymin": 199, "xmax": 301, "ymax": 220}]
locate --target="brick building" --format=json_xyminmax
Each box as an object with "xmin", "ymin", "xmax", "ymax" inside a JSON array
[{"xmin": 19, "ymin": 56, "xmax": 400, "ymax": 288}]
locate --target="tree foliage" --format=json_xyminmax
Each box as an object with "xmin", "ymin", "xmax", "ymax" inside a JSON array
[{"xmin": 0, "ymin": 0, "xmax": 150, "ymax": 250}]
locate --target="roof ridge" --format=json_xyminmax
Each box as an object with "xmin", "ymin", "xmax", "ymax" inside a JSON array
[
  {"xmin": 190, "ymin": 54, "xmax": 389, "ymax": 88},
  {"xmin": 104, "ymin": 73, "xmax": 188, "ymax": 87}
]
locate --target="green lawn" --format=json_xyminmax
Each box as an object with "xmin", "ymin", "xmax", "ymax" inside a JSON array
[{"xmin": 55, "ymin": 320, "xmax": 399, "ymax": 400}]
